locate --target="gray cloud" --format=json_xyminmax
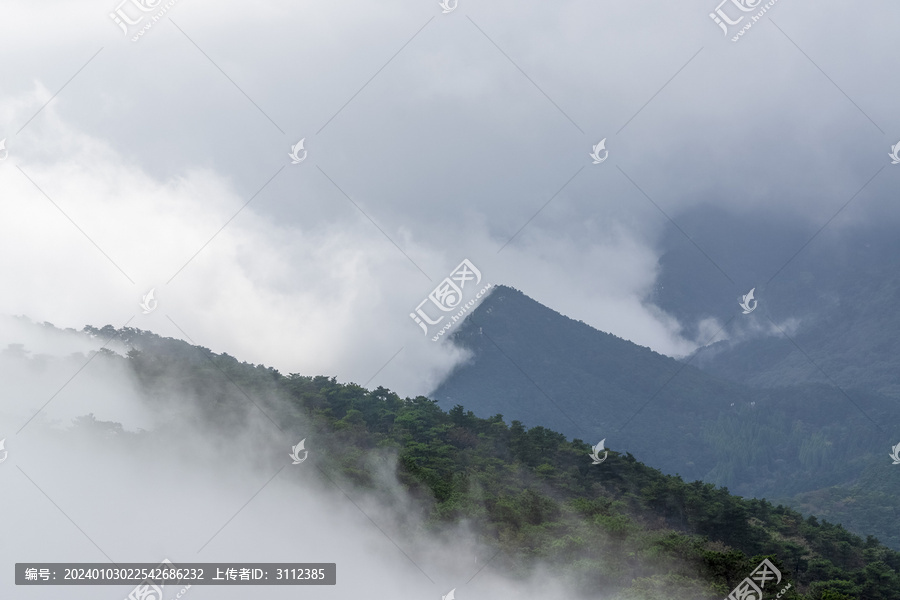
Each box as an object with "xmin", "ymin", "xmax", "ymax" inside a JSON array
[{"xmin": 1, "ymin": 0, "xmax": 897, "ymax": 395}]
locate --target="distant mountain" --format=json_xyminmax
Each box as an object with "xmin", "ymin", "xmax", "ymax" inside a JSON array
[
  {"xmin": 432, "ymin": 285, "xmax": 749, "ymax": 473},
  {"xmin": 653, "ymin": 208, "xmax": 900, "ymax": 400},
  {"xmin": 430, "ymin": 285, "xmax": 900, "ymax": 548}
]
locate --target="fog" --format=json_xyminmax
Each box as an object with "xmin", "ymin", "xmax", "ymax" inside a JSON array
[
  {"xmin": 0, "ymin": 317, "xmax": 603, "ymax": 599},
  {"xmin": 3, "ymin": 0, "xmax": 899, "ymax": 595}
]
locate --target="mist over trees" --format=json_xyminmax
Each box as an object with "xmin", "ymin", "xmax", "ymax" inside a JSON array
[{"xmin": 71, "ymin": 325, "xmax": 900, "ymax": 599}]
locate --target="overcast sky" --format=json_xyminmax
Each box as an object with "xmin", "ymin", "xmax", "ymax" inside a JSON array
[{"xmin": 1, "ymin": 0, "xmax": 898, "ymax": 397}]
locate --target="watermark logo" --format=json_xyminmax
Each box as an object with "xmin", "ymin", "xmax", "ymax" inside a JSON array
[
  {"xmin": 127, "ymin": 581, "xmax": 164, "ymax": 600},
  {"xmin": 109, "ymin": 0, "xmax": 182, "ymax": 42},
  {"xmin": 410, "ymin": 259, "xmax": 492, "ymax": 341},
  {"xmin": 890, "ymin": 442, "xmax": 900, "ymax": 465},
  {"xmin": 0, "ymin": 139, "xmax": 8, "ymax": 161},
  {"xmin": 709, "ymin": 0, "xmax": 759, "ymax": 35},
  {"xmin": 125, "ymin": 558, "xmax": 190, "ymax": 600},
  {"xmin": 442, "ymin": 588, "xmax": 456, "ymax": 600},
  {"xmin": 589, "ymin": 139, "xmax": 608, "ymax": 164},
  {"xmin": 889, "ymin": 141, "xmax": 900, "ymax": 165},
  {"xmin": 140, "ymin": 289, "xmax": 158, "ymax": 314},
  {"xmin": 710, "ymin": 0, "xmax": 780, "ymax": 42},
  {"xmin": 110, "ymin": 0, "xmax": 159, "ymax": 35},
  {"xmin": 125, "ymin": 561, "xmax": 167, "ymax": 600},
  {"xmin": 290, "ymin": 439, "xmax": 308, "ymax": 464},
  {"xmin": 589, "ymin": 439, "xmax": 608, "ymax": 465},
  {"xmin": 739, "ymin": 287, "xmax": 757, "ymax": 314},
  {"xmin": 724, "ymin": 558, "xmax": 784, "ymax": 600},
  {"xmin": 289, "ymin": 139, "xmax": 307, "ymax": 164},
  {"xmin": 0, "ymin": 439, "xmax": 7, "ymax": 464},
  {"xmin": 439, "ymin": 0, "xmax": 458, "ymax": 14}
]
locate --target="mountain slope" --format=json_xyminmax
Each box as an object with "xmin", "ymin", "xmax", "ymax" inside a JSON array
[
  {"xmin": 429, "ymin": 286, "xmax": 900, "ymax": 548},
  {"xmin": 652, "ymin": 209, "xmax": 900, "ymax": 400},
  {"xmin": 433, "ymin": 286, "xmax": 754, "ymax": 475},
  {"xmin": 63, "ymin": 325, "xmax": 900, "ymax": 598}
]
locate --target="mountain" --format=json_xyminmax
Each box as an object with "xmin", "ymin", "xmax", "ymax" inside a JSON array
[
  {"xmin": 432, "ymin": 285, "xmax": 750, "ymax": 472},
  {"xmin": 54, "ymin": 326, "xmax": 900, "ymax": 598},
  {"xmin": 430, "ymin": 286, "xmax": 900, "ymax": 549},
  {"xmin": 652, "ymin": 208, "xmax": 900, "ymax": 400}
]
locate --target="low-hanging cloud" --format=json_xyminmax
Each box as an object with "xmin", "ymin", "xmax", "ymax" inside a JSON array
[{"xmin": 0, "ymin": 318, "xmax": 625, "ymax": 599}]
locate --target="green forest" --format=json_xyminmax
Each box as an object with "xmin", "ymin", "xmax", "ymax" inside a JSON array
[{"xmin": 82, "ymin": 324, "xmax": 900, "ymax": 599}]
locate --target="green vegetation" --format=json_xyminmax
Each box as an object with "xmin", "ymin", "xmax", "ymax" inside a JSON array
[{"xmin": 83, "ymin": 324, "xmax": 900, "ymax": 599}]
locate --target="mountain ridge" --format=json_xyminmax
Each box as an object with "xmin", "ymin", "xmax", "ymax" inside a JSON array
[
  {"xmin": 431, "ymin": 284, "xmax": 900, "ymax": 549},
  {"xmin": 44, "ymin": 323, "xmax": 900, "ymax": 598}
]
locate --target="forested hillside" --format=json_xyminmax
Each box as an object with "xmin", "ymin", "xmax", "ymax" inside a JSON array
[{"xmin": 79, "ymin": 324, "xmax": 900, "ymax": 599}]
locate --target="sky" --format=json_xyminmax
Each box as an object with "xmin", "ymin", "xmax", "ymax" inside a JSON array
[
  {"xmin": 1, "ymin": 2, "xmax": 899, "ymax": 599},
  {"xmin": 0, "ymin": 0, "xmax": 898, "ymax": 399}
]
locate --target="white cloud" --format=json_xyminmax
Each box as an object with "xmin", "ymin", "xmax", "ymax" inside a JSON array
[
  {"xmin": 0, "ymin": 321, "xmax": 604, "ymax": 599},
  {"xmin": 1, "ymin": 0, "xmax": 897, "ymax": 400}
]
